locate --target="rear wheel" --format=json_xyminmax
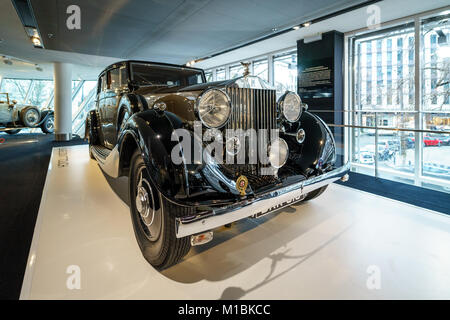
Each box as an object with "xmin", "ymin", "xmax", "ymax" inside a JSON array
[
  {"xmin": 5, "ymin": 129, "xmax": 21, "ymax": 134},
  {"xmin": 303, "ymin": 185, "xmax": 328, "ymax": 201},
  {"xmin": 129, "ymin": 150, "xmax": 190, "ymax": 269}
]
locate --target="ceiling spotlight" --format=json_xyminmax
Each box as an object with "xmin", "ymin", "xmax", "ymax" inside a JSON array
[
  {"xmin": 272, "ymin": 27, "xmax": 278, "ymax": 32},
  {"xmin": 186, "ymin": 60, "xmax": 196, "ymax": 67},
  {"xmin": 31, "ymin": 36, "xmax": 43, "ymax": 48},
  {"xmin": 36, "ymin": 66, "xmax": 43, "ymax": 72},
  {"xmin": 293, "ymin": 26, "xmax": 300, "ymax": 30},
  {"xmin": 24, "ymin": 26, "xmax": 44, "ymax": 48},
  {"xmin": 302, "ymin": 22, "xmax": 312, "ymax": 27}
]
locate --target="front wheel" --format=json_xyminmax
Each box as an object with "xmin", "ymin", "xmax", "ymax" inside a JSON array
[
  {"xmin": 129, "ymin": 150, "xmax": 190, "ymax": 269},
  {"xmin": 40, "ymin": 115, "xmax": 54, "ymax": 134},
  {"xmin": 303, "ymin": 185, "xmax": 328, "ymax": 201}
]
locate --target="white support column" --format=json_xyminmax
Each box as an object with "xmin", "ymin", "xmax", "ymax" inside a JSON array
[{"xmin": 53, "ymin": 62, "xmax": 72, "ymax": 141}]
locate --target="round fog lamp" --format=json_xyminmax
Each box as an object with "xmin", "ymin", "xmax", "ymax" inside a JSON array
[
  {"xmin": 226, "ymin": 136, "xmax": 241, "ymax": 156},
  {"xmin": 268, "ymin": 138, "xmax": 289, "ymax": 168},
  {"xmin": 296, "ymin": 129, "xmax": 306, "ymax": 143}
]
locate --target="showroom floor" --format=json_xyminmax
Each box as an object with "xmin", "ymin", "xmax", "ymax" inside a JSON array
[
  {"xmin": 0, "ymin": 133, "xmax": 87, "ymax": 299},
  {"xmin": 20, "ymin": 145, "xmax": 450, "ymax": 299}
]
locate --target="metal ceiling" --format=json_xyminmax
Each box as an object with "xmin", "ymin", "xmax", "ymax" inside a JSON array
[{"xmin": 29, "ymin": 0, "xmax": 372, "ymax": 64}]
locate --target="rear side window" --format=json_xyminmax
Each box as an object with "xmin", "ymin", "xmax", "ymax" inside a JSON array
[
  {"xmin": 98, "ymin": 74, "xmax": 107, "ymax": 93},
  {"xmin": 109, "ymin": 68, "xmax": 120, "ymax": 90},
  {"xmin": 119, "ymin": 67, "xmax": 128, "ymax": 87}
]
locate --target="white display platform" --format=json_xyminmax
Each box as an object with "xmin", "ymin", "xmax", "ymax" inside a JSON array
[{"xmin": 20, "ymin": 145, "xmax": 450, "ymax": 299}]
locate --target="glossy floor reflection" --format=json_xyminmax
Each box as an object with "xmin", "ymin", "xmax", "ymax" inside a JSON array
[{"xmin": 20, "ymin": 145, "xmax": 450, "ymax": 299}]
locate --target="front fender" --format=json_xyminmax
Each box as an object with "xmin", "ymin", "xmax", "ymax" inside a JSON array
[
  {"xmin": 293, "ymin": 111, "xmax": 336, "ymax": 173},
  {"xmin": 118, "ymin": 109, "xmax": 188, "ymax": 200}
]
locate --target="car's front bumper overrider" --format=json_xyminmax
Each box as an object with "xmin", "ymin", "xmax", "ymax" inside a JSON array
[{"xmin": 175, "ymin": 163, "xmax": 350, "ymax": 238}]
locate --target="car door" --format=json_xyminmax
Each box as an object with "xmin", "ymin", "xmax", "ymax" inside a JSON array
[
  {"xmin": 96, "ymin": 73, "xmax": 107, "ymax": 147},
  {"xmin": 102, "ymin": 67, "xmax": 122, "ymax": 148}
]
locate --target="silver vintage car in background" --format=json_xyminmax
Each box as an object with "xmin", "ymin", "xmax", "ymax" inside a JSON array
[{"xmin": 0, "ymin": 92, "xmax": 54, "ymax": 134}]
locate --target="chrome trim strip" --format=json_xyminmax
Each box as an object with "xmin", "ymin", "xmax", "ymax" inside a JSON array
[
  {"xmin": 175, "ymin": 163, "xmax": 350, "ymax": 238},
  {"xmin": 92, "ymin": 145, "xmax": 120, "ymax": 178}
]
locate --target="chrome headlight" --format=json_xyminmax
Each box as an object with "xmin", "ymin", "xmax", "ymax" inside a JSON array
[
  {"xmin": 196, "ymin": 89, "xmax": 231, "ymax": 128},
  {"xmin": 279, "ymin": 91, "xmax": 302, "ymax": 122}
]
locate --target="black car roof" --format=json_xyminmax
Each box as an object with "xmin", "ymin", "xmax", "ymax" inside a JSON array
[{"xmin": 101, "ymin": 60, "xmax": 204, "ymax": 74}]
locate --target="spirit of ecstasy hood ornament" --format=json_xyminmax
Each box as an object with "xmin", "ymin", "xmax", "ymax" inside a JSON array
[{"xmin": 241, "ymin": 61, "xmax": 251, "ymax": 77}]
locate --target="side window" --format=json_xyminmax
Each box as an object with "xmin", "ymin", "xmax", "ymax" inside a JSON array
[
  {"xmin": 99, "ymin": 74, "xmax": 107, "ymax": 93},
  {"xmin": 106, "ymin": 71, "xmax": 112, "ymax": 90},
  {"xmin": 119, "ymin": 67, "xmax": 128, "ymax": 87},
  {"xmin": 97, "ymin": 76, "xmax": 102, "ymax": 94},
  {"xmin": 110, "ymin": 68, "xmax": 120, "ymax": 90}
]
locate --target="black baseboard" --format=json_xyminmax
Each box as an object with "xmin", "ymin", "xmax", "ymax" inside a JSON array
[{"xmin": 335, "ymin": 172, "xmax": 450, "ymax": 215}]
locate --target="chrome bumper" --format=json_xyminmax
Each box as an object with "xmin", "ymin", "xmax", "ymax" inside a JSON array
[{"xmin": 175, "ymin": 163, "xmax": 350, "ymax": 238}]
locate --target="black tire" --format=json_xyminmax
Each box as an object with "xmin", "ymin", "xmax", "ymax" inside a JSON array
[
  {"xmin": 5, "ymin": 129, "xmax": 21, "ymax": 134},
  {"xmin": 20, "ymin": 106, "xmax": 41, "ymax": 127},
  {"xmin": 40, "ymin": 115, "xmax": 54, "ymax": 134},
  {"xmin": 129, "ymin": 150, "xmax": 190, "ymax": 269},
  {"xmin": 303, "ymin": 185, "xmax": 328, "ymax": 201}
]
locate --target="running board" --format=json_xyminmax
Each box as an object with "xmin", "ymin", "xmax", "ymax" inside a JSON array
[{"xmin": 91, "ymin": 144, "xmax": 120, "ymax": 178}]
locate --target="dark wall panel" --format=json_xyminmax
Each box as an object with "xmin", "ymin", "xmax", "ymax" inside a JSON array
[{"xmin": 297, "ymin": 31, "xmax": 344, "ymax": 166}]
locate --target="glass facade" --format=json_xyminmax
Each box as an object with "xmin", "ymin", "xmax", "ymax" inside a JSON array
[
  {"xmin": 229, "ymin": 64, "xmax": 244, "ymax": 79},
  {"xmin": 253, "ymin": 59, "xmax": 268, "ymax": 82},
  {"xmin": 204, "ymin": 49, "xmax": 297, "ymax": 99},
  {"xmin": 274, "ymin": 51, "xmax": 297, "ymax": 97},
  {"xmin": 0, "ymin": 78, "xmax": 97, "ymax": 135},
  {"xmin": 349, "ymin": 10, "xmax": 450, "ymax": 193}
]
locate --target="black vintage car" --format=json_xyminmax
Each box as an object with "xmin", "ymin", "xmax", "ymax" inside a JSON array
[{"xmin": 86, "ymin": 60, "xmax": 349, "ymax": 269}]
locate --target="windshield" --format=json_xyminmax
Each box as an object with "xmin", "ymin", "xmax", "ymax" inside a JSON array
[{"xmin": 130, "ymin": 63, "xmax": 205, "ymax": 87}]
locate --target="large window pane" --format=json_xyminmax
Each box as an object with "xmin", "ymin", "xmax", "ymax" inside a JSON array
[
  {"xmin": 27, "ymin": 80, "xmax": 53, "ymax": 107},
  {"xmin": 216, "ymin": 68, "xmax": 226, "ymax": 81},
  {"xmin": 354, "ymin": 25, "xmax": 415, "ymax": 111},
  {"xmin": 421, "ymin": 14, "xmax": 450, "ymax": 111},
  {"xmin": 229, "ymin": 64, "xmax": 244, "ymax": 79},
  {"xmin": 0, "ymin": 79, "xmax": 32, "ymax": 103},
  {"xmin": 205, "ymin": 70, "xmax": 213, "ymax": 82},
  {"xmin": 274, "ymin": 52, "xmax": 297, "ymax": 98},
  {"xmin": 420, "ymin": 14, "xmax": 450, "ymax": 188},
  {"xmin": 253, "ymin": 59, "xmax": 268, "ymax": 81}
]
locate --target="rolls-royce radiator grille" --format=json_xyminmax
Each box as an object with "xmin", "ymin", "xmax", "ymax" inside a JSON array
[{"xmin": 224, "ymin": 87, "xmax": 277, "ymax": 177}]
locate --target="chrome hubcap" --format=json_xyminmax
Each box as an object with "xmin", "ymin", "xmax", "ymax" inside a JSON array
[
  {"xmin": 46, "ymin": 118, "xmax": 54, "ymax": 130},
  {"xmin": 135, "ymin": 169, "xmax": 155, "ymax": 227},
  {"xmin": 27, "ymin": 110, "xmax": 39, "ymax": 125}
]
